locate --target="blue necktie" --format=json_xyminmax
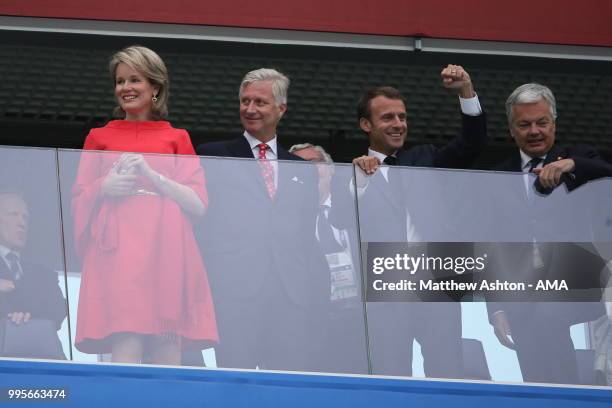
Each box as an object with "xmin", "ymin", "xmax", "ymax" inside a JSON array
[{"xmin": 527, "ymin": 157, "xmax": 542, "ymax": 172}]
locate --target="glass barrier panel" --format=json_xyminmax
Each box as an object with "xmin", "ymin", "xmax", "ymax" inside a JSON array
[
  {"xmin": 355, "ymin": 164, "xmax": 611, "ymax": 387},
  {"xmin": 196, "ymin": 156, "xmax": 368, "ymax": 373},
  {"xmin": 0, "ymin": 145, "xmax": 70, "ymax": 361},
  {"xmin": 58, "ymin": 149, "xmax": 369, "ymax": 373}
]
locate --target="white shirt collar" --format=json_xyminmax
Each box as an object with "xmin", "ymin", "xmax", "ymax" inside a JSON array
[
  {"xmin": 519, "ymin": 149, "xmax": 547, "ymax": 171},
  {"xmin": 368, "ymin": 148, "xmax": 394, "ymax": 163},
  {"xmin": 243, "ymin": 131, "xmax": 278, "ymax": 159}
]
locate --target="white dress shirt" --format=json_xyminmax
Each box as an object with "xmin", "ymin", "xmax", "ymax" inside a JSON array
[{"xmin": 519, "ymin": 149, "xmax": 546, "ymax": 196}]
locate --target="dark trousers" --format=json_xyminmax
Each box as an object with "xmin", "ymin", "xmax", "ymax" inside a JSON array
[
  {"xmin": 508, "ymin": 304, "xmax": 580, "ymax": 384},
  {"xmin": 214, "ymin": 273, "xmax": 326, "ymax": 372},
  {"xmin": 367, "ymin": 302, "xmax": 463, "ymax": 378}
]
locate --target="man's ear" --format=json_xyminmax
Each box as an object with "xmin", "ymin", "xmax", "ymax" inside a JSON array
[
  {"xmin": 279, "ymin": 103, "xmax": 287, "ymax": 117},
  {"xmin": 359, "ymin": 117, "xmax": 372, "ymax": 133}
]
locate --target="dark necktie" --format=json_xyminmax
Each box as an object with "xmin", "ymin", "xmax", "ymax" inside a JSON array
[
  {"xmin": 383, "ymin": 155, "xmax": 398, "ymax": 185},
  {"xmin": 5, "ymin": 252, "xmax": 22, "ymax": 280},
  {"xmin": 383, "ymin": 155, "xmax": 397, "ymax": 166},
  {"xmin": 527, "ymin": 157, "xmax": 542, "ymax": 173},
  {"xmin": 317, "ymin": 205, "xmax": 343, "ymax": 254},
  {"xmin": 529, "ymin": 156, "xmax": 558, "ymax": 195}
]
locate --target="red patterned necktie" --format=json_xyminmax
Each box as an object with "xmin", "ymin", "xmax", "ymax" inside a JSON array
[{"xmin": 257, "ymin": 143, "xmax": 276, "ymax": 199}]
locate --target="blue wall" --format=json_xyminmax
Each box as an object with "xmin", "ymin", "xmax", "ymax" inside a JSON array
[{"xmin": 0, "ymin": 359, "xmax": 611, "ymax": 407}]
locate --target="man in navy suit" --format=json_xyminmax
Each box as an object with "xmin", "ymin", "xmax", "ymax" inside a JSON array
[
  {"xmin": 349, "ymin": 64, "xmax": 485, "ymax": 176},
  {"xmin": 331, "ymin": 65, "xmax": 487, "ymax": 378},
  {"xmin": 196, "ymin": 69, "xmax": 330, "ymax": 371},
  {"xmin": 197, "ymin": 68, "xmax": 298, "ymax": 162},
  {"xmin": 495, "ymin": 83, "xmax": 611, "ymax": 190},
  {"xmin": 489, "ymin": 83, "xmax": 612, "ymax": 384},
  {"xmin": 0, "ymin": 190, "xmax": 67, "ymax": 359}
]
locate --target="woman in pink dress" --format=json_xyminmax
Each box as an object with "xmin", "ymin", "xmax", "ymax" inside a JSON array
[{"xmin": 72, "ymin": 46, "xmax": 217, "ymax": 365}]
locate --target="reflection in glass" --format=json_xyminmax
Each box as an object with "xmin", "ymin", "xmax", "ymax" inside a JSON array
[
  {"xmin": 313, "ymin": 161, "xmax": 367, "ymax": 374},
  {"xmin": 0, "ymin": 189, "xmax": 67, "ymax": 360},
  {"xmin": 197, "ymin": 158, "xmax": 368, "ymax": 373},
  {"xmin": 354, "ymin": 165, "xmax": 611, "ymax": 386},
  {"xmin": 3, "ymin": 139, "xmax": 609, "ymax": 387}
]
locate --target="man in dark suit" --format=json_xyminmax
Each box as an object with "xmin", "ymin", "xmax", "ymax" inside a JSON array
[
  {"xmin": 0, "ymin": 190, "xmax": 67, "ymax": 359},
  {"xmin": 330, "ymin": 65, "xmax": 487, "ymax": 378},
  {"xmin": 496, "ymin": 82, "xmax": 611, "ymax": 191},
  {"xmin": 489, "ymin": 82, "xmax": 612, "ymax": 384},
  {"xmin": 196, "ymin": 68, "xmax": 330, "ymax": 371}
]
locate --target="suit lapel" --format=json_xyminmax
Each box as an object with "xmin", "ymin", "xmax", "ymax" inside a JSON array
[
  {"xmin": 363, "ymin": 150, "xmax": 406, "ymax": 212},
  {"xmin": 498, "ymin": 153, "xmax": 522, "ymax": 172},
  {"xmin": 229, "ymin": 136, "xmax": 300, "ymax": 201},
  {"xmin": 370, "ymin": 168, "xmax": 406, "ymax": 213},
  {"xmin": 496, "ymin": 152, "xmax": 530, "ymax": 203},
  {"xmin": 275, "ymin": 145, "xmax": 298, "ymax": 198},
  {"xmin": 225, "ymin": 136, "xmax": 272, "ymax": 200},
  {"xmin": 501, "ymin": 146, "xmax": 564, "ymax": 171},
  {"xmin": 544, "ymin": 145, "xmax": 563, "ymax": 166},
  {"xmin": 227, "ymin": 136, "xmax": 256, "ymax": 159},
  {"xmin": 277, "ymin": 145, "xmax": 295, "ymax": 161}
]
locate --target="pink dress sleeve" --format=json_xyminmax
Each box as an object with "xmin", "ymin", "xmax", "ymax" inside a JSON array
[{"xmin": 72, "ymin": 130, "xmax": 107, "ymax": 258}]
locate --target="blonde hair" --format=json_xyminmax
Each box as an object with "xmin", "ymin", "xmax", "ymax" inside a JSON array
[{"xmin": 109, "ymin": 45, "xmax": 169, "ymax": 119}]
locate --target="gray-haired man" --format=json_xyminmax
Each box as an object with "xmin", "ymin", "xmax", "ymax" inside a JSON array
[
  {"xmin": 196, "ymin": 69, "xmax": 328, "ymax": 371},
  {"xmin": 489, "ymin": 83, "xmax": 611, "ymax": 384}
]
